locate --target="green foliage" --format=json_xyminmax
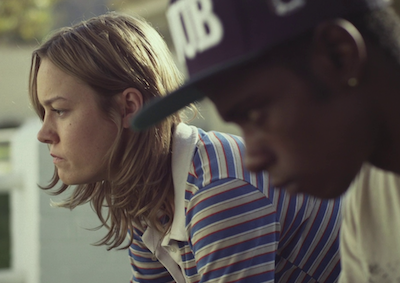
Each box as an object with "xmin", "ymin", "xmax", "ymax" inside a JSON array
[{"xmin": 0, "ymin": 0, "xmax": 58, "ymax": 44}]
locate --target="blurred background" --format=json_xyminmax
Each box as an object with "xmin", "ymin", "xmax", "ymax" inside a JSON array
[{"xmin": 1, "ymin": 1, "xmax": 400, "ymax": 283}]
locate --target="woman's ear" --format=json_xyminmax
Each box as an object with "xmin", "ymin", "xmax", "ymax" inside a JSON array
[
  {"xmin": 311, "ymin": 19, "xmax": 367, "ymax": 88},
  {"xmin": 120, "ymin": 88, "xmax": 143, "ymax": 128}
]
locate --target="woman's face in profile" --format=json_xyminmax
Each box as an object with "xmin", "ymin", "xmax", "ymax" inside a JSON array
[{"xmin": 36, "ymin": 58, "xmax": 119, "ymax": 185}]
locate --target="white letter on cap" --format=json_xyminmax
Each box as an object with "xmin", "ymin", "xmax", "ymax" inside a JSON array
[
  {"xmin": 190, "ymin": 0, "xmax": 223, "ymax": 52},
  {"xmin": 270, "ymin": 0, "xmax": 306, "ymax": 16},
  {"xmin": 167, "ymin": 0, "xmax": 198, "ymax": 64},
  {"xmin": 167, "ymin": 0, "xmax": 223, "ymax": 64}
]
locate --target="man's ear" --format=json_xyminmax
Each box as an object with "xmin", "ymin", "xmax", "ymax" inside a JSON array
[
  {"xmin": 120, "ymin": 88, "xmax": 143, "ymax": 129},
  {"xmin": 311, "ymin": 19, "xmax": 367, "ymax": 88}
]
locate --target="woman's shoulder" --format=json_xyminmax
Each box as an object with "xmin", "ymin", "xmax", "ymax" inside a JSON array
[{"xmin": 196, "ymin": 128, "xmax": 245, "ymax": 154}]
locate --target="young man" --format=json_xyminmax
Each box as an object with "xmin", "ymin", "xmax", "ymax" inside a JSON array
[{"xmin": 132, "ymin": 0, "xmax": 400, "ymax": 282}]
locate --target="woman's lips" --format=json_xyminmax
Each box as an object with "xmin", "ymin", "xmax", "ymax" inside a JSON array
[{"xmin": 50, "ymin": 153, "xmax": 63, "ymax": 164}]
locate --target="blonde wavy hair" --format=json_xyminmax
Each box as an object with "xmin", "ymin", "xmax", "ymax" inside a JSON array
[{"xmin": 29, "ymin": 12, "xmax": 184, "ymax": 249}]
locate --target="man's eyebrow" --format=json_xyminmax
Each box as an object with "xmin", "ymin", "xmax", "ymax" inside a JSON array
[
  {"xmin": 224, "ymin": 93, "xmax": 268, "ymax": 122},
  {"xmin": 42, "ymin": 96, "xmax": 68, "ymax": 106},
  {"xmin": 223, "ymin": 102, "xmax": 245, "ymax": 122}
]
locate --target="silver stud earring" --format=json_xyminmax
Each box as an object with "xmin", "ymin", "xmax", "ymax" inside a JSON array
[
  {"xmin": 248, "ymin": 109, "xmax": 261, "ymax": 123},
  {"xmin": 348, "ymin": 78, "xmax": 358, "ymax": 87}
]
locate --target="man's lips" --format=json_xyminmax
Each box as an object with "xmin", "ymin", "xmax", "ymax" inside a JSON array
[
  {"xmin": 274, "ymin": 179, "xmax": 299, "ymax": 194},
  {"xmin": 245, "ymin": 150, "xmax": 276, "ymax": 172}
]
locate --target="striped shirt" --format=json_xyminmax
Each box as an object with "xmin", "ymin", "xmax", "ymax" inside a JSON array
[{"xmin": 129, "ymin": 124, "xmax": 341, "ymax": 283}]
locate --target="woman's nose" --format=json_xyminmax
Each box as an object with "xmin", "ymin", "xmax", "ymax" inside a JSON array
[{"xmin": 37, "ymin": 120, "xmax": 59, "ymax": 144}]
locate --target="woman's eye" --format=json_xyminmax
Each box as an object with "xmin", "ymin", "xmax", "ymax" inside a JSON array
[{"xmin": 51, "ymin": 108, "xmax": 65, "ymax": 116}]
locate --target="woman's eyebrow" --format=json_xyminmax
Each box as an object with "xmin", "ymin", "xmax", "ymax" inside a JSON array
[{"xmin": 42, "ymin": 96, "xmax": 68, "ymax": 106}]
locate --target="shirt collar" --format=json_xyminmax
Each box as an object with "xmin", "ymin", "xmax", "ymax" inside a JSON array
[{"xmin": 165, "ymin": 123, "xmax": 198, "ymax": 243}]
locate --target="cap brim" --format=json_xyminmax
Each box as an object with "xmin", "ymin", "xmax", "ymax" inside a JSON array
[
  {"xmin": 130, "ymin": 83, "xmax": 205, "ymax": 131},
  {"xmin": 130, "ymin": 49, "xmax": 262, "ymax": 131}
]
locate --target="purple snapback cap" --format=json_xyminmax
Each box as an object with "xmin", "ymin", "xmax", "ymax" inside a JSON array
[{"xmin": 131, "ymin": 0, "xmax": 391, "ymax": 130}]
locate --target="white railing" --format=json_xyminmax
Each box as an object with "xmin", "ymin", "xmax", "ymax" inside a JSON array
[
  {"xmin": 0, "ymin": 127, "xmax": 24, "ymax": 283},
  {"xmin": 0, "ymin": 172, "xmax": 22, "ymax": 192},
  {"xmin": 0, "ymin": 128, "xmax": 18, "ymax": 192},
  {"xmin": 0, "ymin": 270, "xmax": 24, "ymax": 283}
]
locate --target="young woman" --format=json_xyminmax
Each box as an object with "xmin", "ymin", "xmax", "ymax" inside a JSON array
[{"xmin": 29, "ymin": 12, "xmax": 341, "ymax": 283}]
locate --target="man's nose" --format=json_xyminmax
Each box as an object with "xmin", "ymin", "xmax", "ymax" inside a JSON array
[{"xmin": 242, "ymin": 127, "xmax": 276, "ymax": 172}]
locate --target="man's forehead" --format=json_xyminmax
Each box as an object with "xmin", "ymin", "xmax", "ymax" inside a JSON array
[
  {"xmin": 200, "ymin": 66, "xmax": 247, "ymax": 102},
  {"xmin": 204, "ymin": 68, "xmax": 260, "ymax": 114}
]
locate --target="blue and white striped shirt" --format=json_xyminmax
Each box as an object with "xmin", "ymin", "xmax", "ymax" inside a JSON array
[{"xmin": 129, "ymin": 124, "xmax": 341, "ymax": 283}]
